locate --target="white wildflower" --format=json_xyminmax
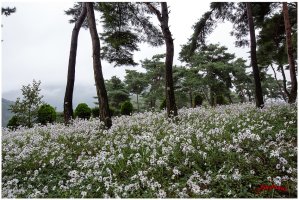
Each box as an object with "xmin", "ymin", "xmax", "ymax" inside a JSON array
[
  {"xmin": 81, "ymin": 191, "xmax": 87, "ymax": 198},
  {"xmin": 232, "ymin": 169, "xmax": 241, "ymax": 181}
]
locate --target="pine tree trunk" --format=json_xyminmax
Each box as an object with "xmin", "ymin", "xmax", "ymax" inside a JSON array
[
  {"xmin": 246, "ymin": 2, "xmax": 264, "ymax": 108},
  {"xmin": 86, "ymin": 2, "xmax": 112, "ymax": 128},
  {"xmin": 161, "ymin": 3, "xmax": 178, "ymax": 117},
  {"xmin": 283, "ymin": 2, "xmax": 297, "ymax": 103},
  {"xmin": 64, "ymin": 4, "xmax": 87, "ymax": 125},
  {"xmin": 146, "ymin": 2, "xmax": 178, "ymax": 117}
]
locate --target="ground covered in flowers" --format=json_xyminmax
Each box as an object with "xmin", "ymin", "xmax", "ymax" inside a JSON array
[{"xmin": 2, "ymin": 102, "xmax": 297, "ymax": 198}]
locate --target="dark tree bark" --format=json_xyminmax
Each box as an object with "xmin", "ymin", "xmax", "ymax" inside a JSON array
[
  {"xmin": 145, "ymin": 2, "xmax": 177, "ymax": 117},
  {"xmin": 86, "ymin": 2, "xmax": 112, "ymax": 128},
  {"xmin": 246, "ymin": 2, "xmax": 264, "ymax": 108},
  {"xmin": 64, "ymin": 4, "xmax": 87, "ymax": 124},
  {"xmin": 283, "ymin": 2, "xmax": 297, "ymax": 103}
]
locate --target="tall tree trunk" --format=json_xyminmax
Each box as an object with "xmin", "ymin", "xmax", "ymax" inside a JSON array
[
  {"xmin": 145, "ymin": 2, "xmax": 177, "ymax": 117},
  {"xmin": 246, "ymin": 2, "xmax": 264, "ymax": 108},
  {"xmin": 64, "ymin": 4, "xmax": 87, "ymax": 125},
  {"xmin": 86, "ymin": 2, "xmax": 112, "ymax": 128},
  {"xmin": 283, "ymin": 2, "xmax": 297, "ymax": 103}
]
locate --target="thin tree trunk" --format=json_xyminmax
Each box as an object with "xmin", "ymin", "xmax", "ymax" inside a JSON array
[
  {"xmin": 64, "ymin": 4, "xmax": 87, "ymax": 125},
  {"xmin": 136, "ymin": 93, "xmax": 139, "ymax": 112},
  {"xmin": 246, "ymin": 2, "xmax": 264, "ymax": 108},
  {"xmin": 227, "ymin": 93, "xmax": 233, "ymax": 104},
  {"xmin": 279, "ymin": 64, "xmax": 290, "ymax": 99},
  {"xmin": 270, "ymin": 64, "xmax": 287, "ymax": 102},
  {"xmin": 283, "ymin": 2, "xmax": 297, "ymax": 103},
  {"xmin": 189, "ymin": 89, "xmax": 193, "ymax": 108},
  {"xmin": 28, "ymin": 106, "xmax": 31, "ymax": 128},
  {"xmin": 145, "ymin": 2, "xmax": 178, "ymax": 117},
  {"xmin": 86, "ymin": 2, "xmax": 112, "ymax": 128}
]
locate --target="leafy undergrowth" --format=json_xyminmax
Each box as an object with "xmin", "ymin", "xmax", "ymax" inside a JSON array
[{"xmin": 2, "ymin": 102, "xmax": 297, "ymax": 198}]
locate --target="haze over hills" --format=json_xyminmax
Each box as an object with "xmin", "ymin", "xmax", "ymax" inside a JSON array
[
  {"xmin": 2, "ymin": 98, "xmax": 14, "ymax": 127},
  {"xmin": 2, "ymin": 84, "xmax": 98, "ymax": 112}
]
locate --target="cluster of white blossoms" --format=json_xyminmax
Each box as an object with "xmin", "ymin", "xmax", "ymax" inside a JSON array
[{"xmin": 2, "ymin": 102, "xmax": 297, "ymax": 198}]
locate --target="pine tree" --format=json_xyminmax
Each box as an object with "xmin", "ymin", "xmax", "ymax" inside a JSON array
[
  {"xmin": 145, "ymin": 2, "xmax": 178, "ymax": 117},
  {"xmin": 64, "ymin": 3, "xmax": 87, "ymax": 124}
]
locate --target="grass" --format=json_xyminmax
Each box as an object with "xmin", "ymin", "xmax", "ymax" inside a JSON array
[{"xmin": 2, "ymin": 102, "xmax": 297, "ymax": 198}]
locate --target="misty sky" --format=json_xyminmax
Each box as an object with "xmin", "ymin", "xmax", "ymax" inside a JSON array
[{"xmin": 1, "ymin": 1, "xmax": 253, "ymax": 111}]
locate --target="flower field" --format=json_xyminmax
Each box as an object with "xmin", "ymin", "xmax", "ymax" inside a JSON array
[{"xmin": 2, "ymin": 102, "xmax": 297, "ymax": 198}]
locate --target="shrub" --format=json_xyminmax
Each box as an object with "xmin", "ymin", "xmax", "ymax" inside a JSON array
[
  {"xmin": 91, "ymin": 107, "xmax": 100, "ymax": 118},
  {"xmin": 216, "ymin": 95, "xmax": 228, "ymax": 105},
  {"xmin": 37, "ymin": 104, "xmax": 56, "ymax": 125},
  {"xmin": 194, "ymin": 95, "xmax": 203, "ymax": 107},
  {"xmin": 7, "ymin": 115, "xmax": 20, "ymax": 129},
  {"xmin": 120, "ymin": 101, "xmax": 133, "ymax": 115},
  {"xmin": 160, "ymin": 99, "xmax": 166, "ymax": 110},
  {"xmin": 55, "ymin": 112, "xmax": 64, "ymax": 123},
  {"xmin": 75, "ymin": 103, "xmax": 91, "ymax": 119}
]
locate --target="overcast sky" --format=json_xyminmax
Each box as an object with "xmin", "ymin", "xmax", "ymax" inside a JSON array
[{"xmin": 1, "ymin": 1, "xmax": 252, "ymax": 111}]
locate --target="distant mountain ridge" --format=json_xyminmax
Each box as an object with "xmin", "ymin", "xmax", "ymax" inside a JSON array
[{"xmin": 2, "ymin": 98, "xmax": 14, "ymax": 127}]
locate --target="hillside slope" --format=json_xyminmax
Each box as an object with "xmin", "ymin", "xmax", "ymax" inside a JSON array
[
  {"xmin": 2, "ymin": 102, "xmax": 297, "ymax": 198},
  {"xmin": 2, "ymin": 98, "xmax": 14, "ymax": 127}
]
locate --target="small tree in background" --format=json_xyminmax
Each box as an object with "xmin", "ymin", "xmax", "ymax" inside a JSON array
[
  {"xmin": 216, "ymin": 95, "xmax": 228, "ymax": 105},
  {"xmin": 75, "ymin": 103, "xmax": 91, "ymax": 119},
  {"xmin": 7, "ymin": 116, "xmax": 20, "ymax": 129},
  {"xmin": 194, "ymin": 95, "xmax": 203, "ymax": 107},
  {"xmin": 125, "ymin": 70, "xmax": 148, "ymax": 112},
  {"xmin": 9, "ymin": 80, "xmax": 43, "ymax": 128},
  {"xmin": 37, "ymin": 104, "xmax": 56, "ymax": 125},
  {"xmin": 120, "ymin": 101, "xmax": 133, "ymax": 115},
  {"xmin": 91, "ymin": 107, "xmax": 100, "ymax": 118}
]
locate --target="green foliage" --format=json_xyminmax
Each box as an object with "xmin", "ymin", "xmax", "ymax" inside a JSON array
[
  {"xmin": 7, "ymin": 115, "xmax": 20, "ymax": 129},
  {"xmin": 120, "ymin": 101, "xmax": 133, "ymax": 115},
  {"xmin": 37, "ymin": 104, "xmax": 56, "ymax": 125},
  {"xmin": 160, "ymin": 99, "xmax": 166, "ymax": 110},
  {"xmin": 106, "ymin": 76, "xmax": 130, "ymax": 110},
  {"xmin": 9, "ymin": 80, "xmax": 44, "ymax": 128},
  {"xmin": 185, "ymin": 44, "xmax": 243, "ymax": 106},
  {"xmin": 215, "ymin": 95, "xmax": 228, "ymax": 105},
  {"xmin": 65, "ymin": 2, "xmax": 164, "ymax": 66},
  {"xmin": 173, "ymin": 66, "xmax": 201, "ymax": 108},
  {"xmin": 140, "ymin": 54, "xmax": 165, "ymax": 110},
  {"xmin": 75, "ymin": 103, "xmax": 91, "ymax": 119},
  {"xmin": 110, "ymin": 107, "xmax": 120, "ymax": 116},
  {"xmin": 91, "ymin": 107, "xmax": 100, "ymax": 118},
  {"xmin": 125, "ymin": 70, "xmax": 148, "ymax": 111},
  {"xmin": 194, "ymin": 95, "xmax": 203, "ymax": 107},
  {"xmin": 55, "ymin": 112, "xmax": 64, "ymax": 123},
  {"xmin": 125, "ymin": 70, "xmax": 147, "ymax": 97}
]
